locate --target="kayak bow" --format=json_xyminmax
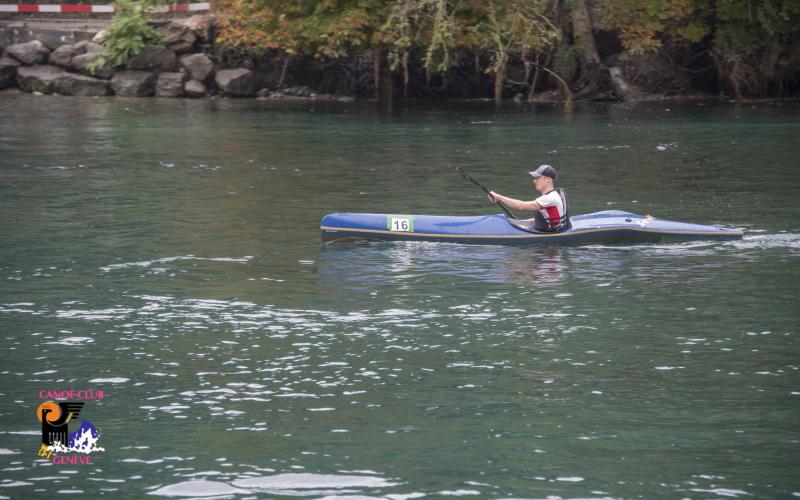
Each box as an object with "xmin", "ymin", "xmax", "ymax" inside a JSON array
[{"xmin": 320, "ymin": 210, "xmax": 742, "ymax": 245}]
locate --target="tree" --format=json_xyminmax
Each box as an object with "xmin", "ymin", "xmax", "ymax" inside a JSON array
[
  {"xmin": 480, "ymin": 0, "xmax": 560, "ymax": 103},
  {"xmin": 597, "ymin": 0, "xmax": 800, "ymax": 98}
]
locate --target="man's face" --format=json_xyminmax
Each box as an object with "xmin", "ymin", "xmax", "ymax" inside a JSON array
[{"xmin": 533, "ymin": 175, "xmax": 552, "ymax": 192}]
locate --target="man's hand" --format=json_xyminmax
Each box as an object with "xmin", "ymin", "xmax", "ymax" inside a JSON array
[{"xmin": 488, "ymin": 191, "xmax": 498, "ymax": 204}]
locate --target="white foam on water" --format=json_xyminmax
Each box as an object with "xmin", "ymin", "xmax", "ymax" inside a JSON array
[
  {"xmin": 232, "ymin": 473, "xmax": 398, "ymax": 490},
  {"xmin": 0, "ymin": 481, "xmax": 33, "ymax": 487},
  {"xmin": 48, "ymin": 337, "xmax": 94, "ymax": 346},
  {"xmin": 148, "ymin": 480, "xmax": 249, "ymax": 497},
  {"xmin": 101, "ymin": 255, "xmax": 253, "ymax": 272},
  {"xmin": 446, "ymin": 363, "xmax": 495, "ymax": 369},
  {"xmin": 88, "ymin": 377, "xmax": 130, "ymax": 383},
  {"xmin": 727, "ymin": 233, "xmax": 800, "ymax": 251},
  {"xmin": 690, "ymin": 487, "xmax": 750, "ymax": 497},
  {"xmin": 55, "ymin": 308, "xmax": 135, "ymax": 321},
  {"xmin": 0, "ymin": 449, "xmax": 20, "ymax": 455}
]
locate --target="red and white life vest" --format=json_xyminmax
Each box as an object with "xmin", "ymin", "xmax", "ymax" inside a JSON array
[{"xmin": 534, "ymin": 188, "xmax": 569, "ymax": 231}]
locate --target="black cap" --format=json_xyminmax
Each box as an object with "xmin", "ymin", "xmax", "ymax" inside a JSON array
[{"xmin": 529, "ymin": 164, "xmax": 557, "ymax": 180}]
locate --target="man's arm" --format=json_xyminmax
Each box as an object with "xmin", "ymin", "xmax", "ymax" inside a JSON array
[{"xmin": 489, "ymin": 191, "xmax": 542, "ymax": 212}]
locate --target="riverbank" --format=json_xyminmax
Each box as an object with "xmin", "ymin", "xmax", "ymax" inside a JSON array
[
  {"xmin": 1, "ymin": 15, "xmax": 251, "ymax": 98},
  {"xmin": 1, "ymin": 15, "xmax": 796, "ymax": 103},
  {"xmin": 0, "ymin": 15, "xmax": 375, "ymax": 100}
]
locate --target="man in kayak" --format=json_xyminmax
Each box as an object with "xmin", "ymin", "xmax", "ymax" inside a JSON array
[{"xmin": 488, "ymin": 164, "xmax": 569, "ymax": 232}]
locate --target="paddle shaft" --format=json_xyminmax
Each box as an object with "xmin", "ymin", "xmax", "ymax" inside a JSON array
[{"xmin": 455, "ymin": 167, "xmax": 516, "ymax": 219}]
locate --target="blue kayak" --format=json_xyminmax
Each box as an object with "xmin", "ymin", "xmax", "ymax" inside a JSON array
[{"xmin": 320, "ymin": 210, "xmax": 743, "ymax": 245}]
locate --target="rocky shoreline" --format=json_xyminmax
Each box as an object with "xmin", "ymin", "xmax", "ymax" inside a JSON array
[
  {"xmin": 5, "ymin": 15, "xmax": 797, "ymax": 105},
  {"xmin": 0, "ymin": 15, "xmax": 352, "ymax": 101}
]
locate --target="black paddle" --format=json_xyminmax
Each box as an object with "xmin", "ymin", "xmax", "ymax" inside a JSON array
[{"xmin": 455, "ymin": 166, "xmax": 516, "ymax": 219}]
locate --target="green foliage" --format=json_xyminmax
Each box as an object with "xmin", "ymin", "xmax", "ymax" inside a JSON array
[
  {"xmin": 598, "ymin": 0, "xmax": 800, "ymax": 97},
  {"xmin": 212, "ymin": 0, "xmax": 799, "ymax": 98},
  {"xmin": 712, "ymin": 0, "xmax": 800, "ymax": 56},
  {"xmin": 217, "ymin": 0, "xmax": 560, "ymax": 79},
  {"xmin": 597, "ymin": 0, "xmax": 704, "ymax": 54},
  {"xmin": 89, "ymin": 0, "xmax": 163, "ymax": 72}
]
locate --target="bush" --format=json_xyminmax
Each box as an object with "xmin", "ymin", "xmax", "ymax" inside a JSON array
[{"xmin": 90, "ymin": 0, "xmax": 163, "ymax": 71}]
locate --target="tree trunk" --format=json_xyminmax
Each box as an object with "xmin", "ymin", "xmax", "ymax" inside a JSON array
[
  {"xmin": 380, "ymin": 59, "xmax": 394, "ymax": 110},
  {"xmin": 373, "ymin": 49, "xmax": 380, "ymax": 99},
  {"xmin": 608, "ymin": 66, "xmax": 642, "ymax": 101},
  {"xmin": 494, "ymin": 53, "xmax": 507, "ymax": 105},
  {"xmin": 569, "ymin": 0, "xmax": 606, "ymax": 99},
  {"xmin": 402, "ymin": 50, "xmax": 409, "ymax": 99},
  {"xmin": 278, "ymin": 54, "xmax": 291, "ymax": 88}
]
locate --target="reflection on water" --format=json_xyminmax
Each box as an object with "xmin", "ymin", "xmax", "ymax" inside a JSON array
[
  {"xmin": 148, "ymin": 473, "xmax": 402, "ymax": 497},
  {"xmin": 319, "ymin": 243, "xmax": 571, "ymax": 288},
  {"xmin": 317, "ymin": 235, "xmax": 789, "ymax": 292}
]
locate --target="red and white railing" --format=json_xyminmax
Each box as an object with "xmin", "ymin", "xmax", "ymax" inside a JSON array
[{"xmin": 0, "ymin": 2, "xmax": 211, "ymax": 13}]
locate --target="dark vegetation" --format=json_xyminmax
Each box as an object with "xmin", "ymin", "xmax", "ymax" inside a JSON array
[{"xmin": 105, "ymin": 0, "xmax": 800, "ymax": 101}]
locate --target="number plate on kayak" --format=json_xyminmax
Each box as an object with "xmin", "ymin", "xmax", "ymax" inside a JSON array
[{"xmin": 387, "ymin": 215, "xmax": 414, "ymax": 232}]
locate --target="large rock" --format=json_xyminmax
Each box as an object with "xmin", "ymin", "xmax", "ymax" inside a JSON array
[
  {"xmin": 49, "ymin": 41, "xmax": 104, "ymax": 69},
  {"xmin": 155, "ymin": 72, "xmax": 187, "ymax": 97},
  {"xmin": 126, "ymin": 45, "xmax": 178, "ymax": 72},
  {"xmin": 54, "ymin": 72, "xmax": 111, "ymax": 96},
  {"xmin": 160, "ymin": 22, "xmax": 197, "ymax": 54},
  {"xmin": 7, "ymin": 40, "xmax": 51, "ymax": 66},
  {"xmin": 71, "ymin": 53, "xmax": 115, "ymax": 80},
  {"xmin": 111, "ymin": 70, "xmax": 157, "ymax": 96},
  {"xmin": 16, "ymin": 65, "xmax": 110, "ymax": 96},
  {"xmin": 215, "ymin": 68, "xmax": 254, "ymax": 97},
  {"xmin": 16, "ymin": 64, "xmax": 62, "ymax": 93},
  {"xmin": 179, "ymin": 53, "xmax": 214, "ymax": 83},
  {"xmin": 92, "ymin": 30, "xmax": 107, "ymax": 44},
  {"xmin": 49, "ymin": 44, "xmax": 79, "ymax": 68},
  {"xmin": 184, "ymin": 14, "xmax": 216, "ymax": 42},
  {"xmin": 74, "ymin": 41, "xmax": 103, "ymax": 55},
  {"xmin": 1, "ymin": 55, "xmax": 21, "ymax": 89},
  {"xmin": 184, "ymin": 79, "xmax": 207, "ymax": 98}
]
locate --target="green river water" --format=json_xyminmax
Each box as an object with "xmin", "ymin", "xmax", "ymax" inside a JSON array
[{"xmin": 1, "ymin": 94, "xmax": 799, "ymax": 499}]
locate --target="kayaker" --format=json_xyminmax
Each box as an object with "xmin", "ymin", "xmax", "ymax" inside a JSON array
[{"xmin": 488, "ymin": 164, "xmax": 569, "ymax": 232}]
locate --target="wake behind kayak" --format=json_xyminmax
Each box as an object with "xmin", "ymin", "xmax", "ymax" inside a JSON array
[{"xmin": 320, "ymin": 210, "xmax": 743, "ymax": 246}]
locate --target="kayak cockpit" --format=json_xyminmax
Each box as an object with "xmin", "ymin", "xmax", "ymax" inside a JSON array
[{"xmin": 506, "ymin": 216, "xmax": 572, "ymax": 234}]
